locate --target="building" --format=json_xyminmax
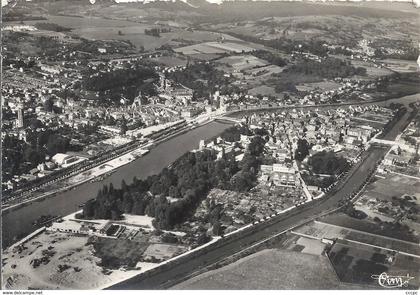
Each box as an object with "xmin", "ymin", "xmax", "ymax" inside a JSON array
[
  {"xmin": 383, "ymin": 153, "xmax": 410, "ymax": 167},
  {"xmin": 52, "ymin": 153, "xmax": 86, "ymax": 167},
  {"xmin": 260, "ymin": 164, "xmax": 299, "ymax": 187},
  {"xmin": 99, "ymin": 125, "xmax": 122, "ymax": 135},
  {"xmin": 40, "ymin": 64, "xmax": 62, "ymax": 75},
  {"xmin": 181, "ymin": 108, "xmax": 201, "ymax": 119},
  {"xmin": 16, "ymin": 107, "xmax": 24, "ymax": 128},
  {"xmin": 173, "ymin": 84, "xmax": 193, "ymax": 102}
]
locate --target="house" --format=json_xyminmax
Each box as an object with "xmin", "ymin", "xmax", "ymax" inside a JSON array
[
  {"xmin": 40, "ymin": 64, "xmax": 62, "ymax": 75},
  {"xmin": 276, "ymin": 149, "xmax": 289, "ymax": 163},
  {"xmin": 260, "ymin": 164, "xmax": 299, "ymax": 187},
  {"xmin": 272, "ymin": 167, "xmax": 297, "ymax": 186},
  {"xmin": 29, "ymin": 168, "xmax": 39, "ymax": 175},
  {"xmin": 51, "ymin": 153, "xmax": 85, "ymax": 167},
  {"xmin": 383, "ymin": 154, "xmax": 410, "ymax": 167},
  {"xmin": 260, "ymin": 165, "xmax": 273, "ymax": 173},
  {"xmin": 173, "ymin": 84, "xmax": 193, "ymax": 102},
  {"xmin": 181, "ymin": 108, "xmax": 201, "ymax": 119}
]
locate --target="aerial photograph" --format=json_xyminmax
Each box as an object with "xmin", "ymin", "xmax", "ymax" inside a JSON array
[{"xmin": 1, "ymin": 0, "xmax": 419, "ymax": 291}]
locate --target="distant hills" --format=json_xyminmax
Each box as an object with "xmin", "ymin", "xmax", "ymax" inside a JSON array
[
  {"xmin": 112, "ymin": 0, "xmax": 420, "ymax": 8},
  {"xmin": 2, "ymin": 0, "xmax": 419, "ymax": 7}
]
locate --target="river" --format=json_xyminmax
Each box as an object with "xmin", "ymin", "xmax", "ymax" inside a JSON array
[
  {"xmin": 1, "ymin": 121, "xmax": 232, "ymax": 249},
  {"xmin": 2, "ymin": 91, "xmax": 419, "ymax": 249}
]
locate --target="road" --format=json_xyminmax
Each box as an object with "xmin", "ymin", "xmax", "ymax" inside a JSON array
[{"xmin": 109, "ymin": 107, "xmax": 416, "ymax": 290}]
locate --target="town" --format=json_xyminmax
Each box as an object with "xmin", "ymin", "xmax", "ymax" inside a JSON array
[{"xmin": 1, "ymin": 0, "xmax": 420, "ymax": 291}]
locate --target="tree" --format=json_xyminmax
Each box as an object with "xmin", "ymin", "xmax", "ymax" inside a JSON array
[
  {"xmin": 294, "ymin": 139, "xmax": 310, "ymax": 161},
  {"xmin": 43, "ymin": 98, "xmax": 54, "ymax": 112},
  {"xmin": 308, "ymin": 151, "xmax": 348, "ymax": 175},
  {"xmin": 196, "ymin": 233, "xmax": 211, "ymax": 246},
  {"xmin": 212, "ymin": 221, "xmax": 223, "ymax": 236}
]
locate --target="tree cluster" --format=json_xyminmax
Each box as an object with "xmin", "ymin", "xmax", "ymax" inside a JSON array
[
  {"xmin": 83, "ymin": 65, "xmax": 157, "ymax": 92},
  {"xmin": 166, "ymin": 62, "xmax": 237, "ymax": 100},
  {"xmin": 81, "ymin": 131, "xmax": 267, "ymax": 229},
  {"xmin": 144, "ymin": 27, "xmax": 171, "ymax": 37},
  {"xmin": 2, "ymin": 131, "xmax": 71, "ymax": 182},
  {"xmin": 294, "ymin": 138, "xmax": 311, "ymax": 161},
  {"xmin": 251, "ymin": 50, "xmax": 287, "ymax": 67},
  {"xmin": 220, "ymin": 125, "xmax": 252, "ymax": 142},
  {"xmin": 308, "ymin": 151, "xmax": 348, "ymax": 175},
  {"xmin": 34, "ymin": 23, "xmax": 71, "ymax": 32},
  {"xmin": 285, "ymin": 57, "xmax": 367, "ymax": 79}
]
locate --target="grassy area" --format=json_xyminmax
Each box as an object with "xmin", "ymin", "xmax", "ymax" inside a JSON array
[
  {"xmin": 295, "ymin": 81, "xmax": 342, "ymax": 92},
  {"xmin": 328, "ymin": 240, "xmax": 420, "ymax": 288},
  {"xmin": 321, "ymin": 213, "xmax": 419, "ymax": 243},
  {"xmin": 173, "ymin": 249, "xmax": 356, "ymax": 289},
  {"xmin": 328, "ymin": 241, "xmax": 388, "ymax": 285}
]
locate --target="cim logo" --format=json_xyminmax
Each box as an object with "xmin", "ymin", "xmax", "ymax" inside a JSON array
[{"xmin": 371, "ymin": 272, "xmax": 415, "ymax": 288}]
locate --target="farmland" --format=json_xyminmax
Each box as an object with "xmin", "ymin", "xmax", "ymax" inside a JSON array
[
  {"xmin": 328, "ymin": 239, "xmax": 420, "ymax": 288},
  {"xmin": 294, "ymin": 221, "xmax": 420, "ymax": 257},
  {"xmin": 295, "ymin": 81, "xmax": 342, "ymax": 92},
  {"xmin": 320, "ymin": 213, "xmax": 419, "ymax": 244},
  {"xmin": 381, "ymin": 59, "xmax": 419, "ymax": 73},
  {"xmin": 347, "ymin": 173, "xmax": 420, "ymax": 240},
  {"xmin": 211, "ymin": 14, "xmax": 420, "ymax": 50},
  {"xmin": 217, "ymin": 55, "xmax": 269, "ymax": 72},
  {"xmin": 350, "ymin": 60, "xmax": 394, "ymax": 78},
  {"xmin": 13, "ymin": 14, "xmax": 248, "ymax": 51},
  {"xmin": 173, "ymin": 249, "xmax": 352, "ymax": 290},
  {"xmin": 17, "ymin": 15, "xmax": 165, "ymax": 50},
  {"xmin": 174, "ymin": 41, "xmax": 263, "ymax": 57}
]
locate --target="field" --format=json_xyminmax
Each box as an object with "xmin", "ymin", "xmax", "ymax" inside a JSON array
[
  {"xmin": 164, "ymin": 30, "xmax": 240, "ymax": 43},
  {"xmin": 247, "ymin": 85, "xmax": 278, "ymax": 97},
  {"xmin": 217, "ymin": 54, "xmax": 268, "ymax": 72},
  {"xmin": 19, "ymin": 15, "xmax": 164, "ymax": 50},
  {"xmin": 320, "ymin": 213, "xmax": 419, "ymax": 243},
  {"xmin": 381, "ymin": 59, "xmax": 419, "ymax": 73},
  {"xmin": 172, "ymin": 249, "xmax": 351, "ymax": 290},
  {"xmin": 295, "ymin": 81, "xmax": 342, "ymax": 92},
  {"xmin": 215, "ymin": 14, "xmax": 419, "ymax": 48},
  {"xmin": 294, "ymin": 236, "xmax": 326, "ymax": 256},
  {"xmin": 349, "ymin": 173, "xmax": 420, "ymax": 242},
  {"xmin": 174, "ymin": 41, "xmax": 261, "ymax": 57},
  {"xmin": 294, "ymin": 221, "xmax": 420, "ymax": 256},
  {"xmin": 247, "ymin": 64, "xmax": 284, "ymax": 77},
  {"xmin": 371, "ymin": 77, "xmax": 420, "ymax": 101},
  {"xmin": 350, "ymin": 59, "xmax": 394, "ymax": 78},
  {"xmin": 149, "ymin": 55, "xmax": 188, "ymax": 67},
  {"xmin": 17, "ymin": 14, "xmax": 243, "ymax": 51},
  {"xmin": 1, "ymin": 231, "xmax": 148, "ymax": 289},
  {"xmin": 362, "ymin": 174, "xmax": 420, "ymax": 203},
  {"xmin": 328, "ymin": 239, "xmax": 420, "ymax": 288}
]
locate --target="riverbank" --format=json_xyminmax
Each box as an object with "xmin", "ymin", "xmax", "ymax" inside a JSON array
[
  {"xmin": 2, "ymin": 147, "xmax": 150, "ymax": 214},
  {"xmin": 2, "ymin": 121, "xmax": 233, "ymax": 249},
  {"xmin": 2, "ymin": 118, "xmax": 213, "ymax": 214},
  {"xmin": 228, "ymin": 92, "xmax": 420, "ymax": 118}
]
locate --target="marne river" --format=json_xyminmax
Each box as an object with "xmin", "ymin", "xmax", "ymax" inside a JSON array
[
  {"xmin": 3, "ymin": 88, "xmax": 420, "ymax": 249},
  {"xmin": 2, "ymin": 121, "xmax": 232, "ymax": 249}
]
